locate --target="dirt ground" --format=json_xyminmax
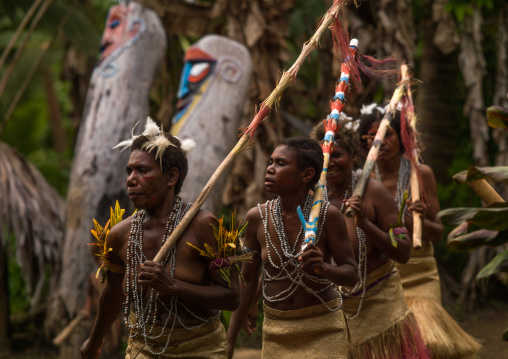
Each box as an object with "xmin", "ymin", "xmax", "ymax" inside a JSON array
[{"xmin": 2, "ymin": 302, "xmax": 507, "ymax": 359}]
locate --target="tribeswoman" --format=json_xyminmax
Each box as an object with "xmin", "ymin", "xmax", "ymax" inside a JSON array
[
  {"xmin": 358, "ymin": 103, "xmax": 481, "ymax": 359},
  {"xmin": 80, "ymin": 118, "xmax": 239, "ymax": 359},
  {"xmin": 227, "ymin": 137, "xmax": 358, "ymax": 359},
  {"xmin": 311, "ymin": 121, "xmax": 430, "ymax": 358}
]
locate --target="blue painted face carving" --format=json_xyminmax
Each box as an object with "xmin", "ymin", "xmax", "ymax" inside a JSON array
[{"xmin": 173, "ymin": 47, "xmax": 217, "ymax": 131}]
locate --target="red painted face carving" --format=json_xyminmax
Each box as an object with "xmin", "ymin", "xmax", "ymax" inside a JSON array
[{"xmin": 99, "ymin": 5, "xmax": 139, "ymax": 63}]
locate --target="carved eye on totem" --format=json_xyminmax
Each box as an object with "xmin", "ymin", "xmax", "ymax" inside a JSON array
[
  {"xmin": 110, "ymin": 19, "xmax": 121, "ymax": 29},
  {"xmin": 177, "ymin": 61, "xmax": 216, "ymax": 99}
]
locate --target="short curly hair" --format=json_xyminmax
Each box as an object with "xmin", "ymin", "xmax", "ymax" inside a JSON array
[
  {"xmin": 310, "ymin": 121, "xmax": 359, "ymax": 156},
  {"xmin": 358, "ymin": 106, "xmax": 402, "ymax": 153},
  {"xmin": 279, "ymin": 137, "xmax": 323, "ymax": 189},
  {"xmin": 131, "ymin": 134, "xmax": 188, "ymax": 195}
]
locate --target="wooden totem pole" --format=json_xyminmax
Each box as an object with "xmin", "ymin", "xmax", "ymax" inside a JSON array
[
  {"xmin": 171, "ymin": 35, "xmax": 252, "ymax": 213},
  {"xmin": 45, "ymin": 2, "xmax": 166, "ymax": 356}
]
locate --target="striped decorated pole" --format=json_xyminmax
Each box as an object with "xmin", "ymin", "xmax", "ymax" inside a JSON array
[{"xmin": 298, "ymin": 39, "xmax": 356, "ymax": 248}]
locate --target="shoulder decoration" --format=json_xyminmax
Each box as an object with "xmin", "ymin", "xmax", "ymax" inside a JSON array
[
  {"xmin": 187, "ymin": 210, "xmax": 252, "ymax": 287},
  {"xmin": 88, "ymin": 201, "xmax": 127, "ymax": 283}
]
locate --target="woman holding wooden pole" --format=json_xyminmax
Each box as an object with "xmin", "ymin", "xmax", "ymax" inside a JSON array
[{"xmin": 358, "ymin": 104, "xmax": 481, "ymax": 359}]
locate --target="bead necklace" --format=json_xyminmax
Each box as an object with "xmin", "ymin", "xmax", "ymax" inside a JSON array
[
  {"xmin": 337, "ymin": 171, "xmax": 368, "ymax": 320},
  {"xmin": 260, "ymin": 195, "xmax": 341, "ymax": 312},
  {"xmin": 123, "ymin": 197, "xmax": 217, "ymax": 355},
  {"xmin": 374, "ymin": 157, "xmax": 411, "ymax": 211}
]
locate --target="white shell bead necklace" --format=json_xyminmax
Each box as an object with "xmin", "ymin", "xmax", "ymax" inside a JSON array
[
  {"xmin": 260, "ymin": 194, "xmax": 342, "ymax": 312},
  {"xmin": 123, "ymin": 198, "xmax": 218, "ymax": 355}
]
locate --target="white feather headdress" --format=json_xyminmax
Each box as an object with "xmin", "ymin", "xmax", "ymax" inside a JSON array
[
  {"xmin": 360, "ymin": 103, "xmax": 386, "ymax": 116},
  {"xmin": 113, "ymin": 116, "xmax": 196, "ymax": 168}
]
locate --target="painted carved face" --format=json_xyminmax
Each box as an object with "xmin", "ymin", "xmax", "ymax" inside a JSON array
[
  {"xmin": 126, "ymin": 150, "xmax": 170, "ymax": 209},
  {"xmin": 99, "ymin": 5, "xmax": 133, "ymax": 63},
  {"xmin": 172, "ymin": 48, "xmax": 217, "ymax": 132},
  {"xmin": 265, "ymin": 145, "xmax": 304, "ymax": 194},
  {"xmin": 366, "ymin": 121, "xmax": 401, "ymax": 160}
]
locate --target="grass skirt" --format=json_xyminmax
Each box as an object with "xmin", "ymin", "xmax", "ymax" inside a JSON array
[
  {"xmin": 342, "ymin": 260, "xmax": 430, "ymax": 359},
  {"xmin": 125, "ymin": 314, "xmax": 226, "ymax": 358},
  {"xmin": 262, "ymin": 298, "xmax": 348, "ymax": 359},
  {"xmin": 397, "ymin": 242, "xmax": 481, "ymax": 359}
]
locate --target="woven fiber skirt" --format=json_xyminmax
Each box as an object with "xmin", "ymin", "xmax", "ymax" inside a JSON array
[
  {"xmin": 397, "ymin": 242, "xmax": 481, "ymax": 358},
  {"xmin": 342, "ymin": 260, "xmax": 430, "ymax": 359},
  {"xmin": 262, "ymin": 298, "xmax": 348, "ymax": 359},
  {"xmin": 125, "ymin": 314, "xmax": 226, "ymax": 358}
]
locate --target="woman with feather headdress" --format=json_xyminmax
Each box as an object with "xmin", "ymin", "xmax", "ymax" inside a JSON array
[{"xmin": 81, "ymin": 118, "xmax": 240, "ymax": 359}]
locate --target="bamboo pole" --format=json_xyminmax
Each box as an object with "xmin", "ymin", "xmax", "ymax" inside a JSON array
[
  {"xmin": 405, "ymin": 68, "xmax": 423, "ymax": 249},
  {"xmin": 467, "ymin": 179, "xmax": 504, "ymax": 205},
  {"xmin": 345, "ymin": 65, "xmax": 410, "ymax": 217},
  {"xmin": 410, "ymin": 157, "xmax": 423, "ymax": 248},
  {"xmin": 153, "ymin": 1, "xmax": 345, "ymax": 263}
]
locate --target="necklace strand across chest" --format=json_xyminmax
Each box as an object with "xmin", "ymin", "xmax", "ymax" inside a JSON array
[
  {"xmin": 260, "ymin": 194, "xmax": 340, "ymax": 311},
  {"xmin": 123, "ymin": 198, "xmax": 217, "ymax": 355}
]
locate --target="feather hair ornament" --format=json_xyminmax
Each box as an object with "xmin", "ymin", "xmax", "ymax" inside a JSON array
[
  {"xmin": 179, "ymin": 138, "xmax": 196, "ymax": 155},
  {"xmin": 113, "ymin": 120, "xmax": 141, "ymax": 151},
  {"xmin": 113, "ymin": 116, "xmax": 198, "ymax": 169}
]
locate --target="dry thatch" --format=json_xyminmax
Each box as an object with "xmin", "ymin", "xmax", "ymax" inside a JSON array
[{"xmin": 0, "ymin": 141, "xmax": 64, "ymax": 310}]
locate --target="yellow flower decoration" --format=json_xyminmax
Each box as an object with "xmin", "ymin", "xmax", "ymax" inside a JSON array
[{"xmin": 88, "ymin": 201, "xmax": 126, "ymax": 283}]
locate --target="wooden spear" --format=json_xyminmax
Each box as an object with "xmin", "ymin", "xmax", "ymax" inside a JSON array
[
  {"xmin": 344, "ymin": 64, "xmax": 410, "ymax": 218},
  {"xmin": 153, "ymin": 0, "xmax": 347, "ymax": 263}
]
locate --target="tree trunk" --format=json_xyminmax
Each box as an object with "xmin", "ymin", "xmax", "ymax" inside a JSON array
[
  {"xmin": 43, "ymin": 3, "xmax": 166, "ymax": 356},
  {"xmin": 458, "ymin": 8, "xmax": 489, "ymax": 167},
  {"xmin": 493, "ymin": 6, "xmax": 508, "ymax": 198},
  {"xmin": 416, "ymin": 0, "xmax": 461, "ymax": 183},
  {"xmin": 43, "ymin": 70, "xmax": 67, "ymax": 154}
]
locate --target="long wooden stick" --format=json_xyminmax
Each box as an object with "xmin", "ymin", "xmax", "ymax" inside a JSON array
[
  {"xmin": 52, "ymin": 312, "xmax": 85, "ymax": 346},
  {"xmin": 404, "ymin": 69, "xmax": 423, "ymax": 249},
  {"xmin": 345, "ymin": 65, "xmax": 409, "ymax": 217},
  {"xmin": 410, "ymin": 156, "xmax": 423, "ymax": 248},
  {"xmin": 154, "ymin": 1, "xmax": 345, "ymax": 263}
]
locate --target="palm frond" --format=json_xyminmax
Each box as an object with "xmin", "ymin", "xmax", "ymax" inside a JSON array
[{"xmin": 0, "ymin": 141, "xmax": 65, "ymax": 309}]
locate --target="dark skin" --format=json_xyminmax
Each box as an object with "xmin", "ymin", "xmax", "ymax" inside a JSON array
[
  {"xmin": 366, "ymin": 121, "xmax": 443, "ymax": 243},
  {"xmin": 242, "ymin": 144, "xmax": 409, "ymax": 336},
  {"xmin": 80, "ymin": 149, "xmax": 239, "ymax": 359},
  {"xmin": 326, "ymin": 145, "xmax": 410, "ymax": 272},
  {"xmin": 226, "ymin": 145, "xmax": 358, "ymax": 359}
]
